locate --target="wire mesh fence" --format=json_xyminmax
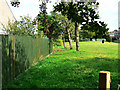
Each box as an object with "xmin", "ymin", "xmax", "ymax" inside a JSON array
[{"xmin": 0, "ymin": 35, "xmax": 53, "ymax": 88}]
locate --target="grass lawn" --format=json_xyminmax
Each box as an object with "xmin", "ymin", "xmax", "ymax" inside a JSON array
[{"xmin": 5, "ymin": 41, "xmax": 120, "ymax": 89}]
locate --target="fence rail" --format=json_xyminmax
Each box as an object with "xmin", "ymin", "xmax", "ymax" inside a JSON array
[{"xmin": 0, "ymin": 35, "xmax": 53, "ymax": 88}]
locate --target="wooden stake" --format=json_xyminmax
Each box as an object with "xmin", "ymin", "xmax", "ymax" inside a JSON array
[
  {"xmin": 117, "ymin": 84, "xmax": 120, "ymax": 90},
  {"xmin": 99, "ymin": 71, "xmax": 111, "ymax": 90}
]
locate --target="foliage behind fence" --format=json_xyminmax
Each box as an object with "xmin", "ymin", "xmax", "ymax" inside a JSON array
[{"xmin": 0, "ymin": 35, "xmax": 53, "ymax": 88}]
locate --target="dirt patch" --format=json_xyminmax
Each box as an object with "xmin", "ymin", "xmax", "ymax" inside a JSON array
[{"xmin": 53, "ymin": 48, "xmax": 70, "ymax": 52}]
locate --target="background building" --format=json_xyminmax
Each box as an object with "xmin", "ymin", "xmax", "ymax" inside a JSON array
[{"xmin": 0, "ymin": 0, "xmax": 16, "ymax": 34}]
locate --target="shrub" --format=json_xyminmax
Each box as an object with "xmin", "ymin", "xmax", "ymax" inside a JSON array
[
  {"xmin": 112, "ymin": 37, "xmax": 117, "ymax": 42},
  {"xmin": 53, "ymin": 39, "xmax": 63, "ymax": 46},
  {"xmin": 105, "ymin": 35, "xmax": 111, "ymax": 42},
  {"xmin": 79, "ymin": 38, "xmax": 89, "ymax": 42}
]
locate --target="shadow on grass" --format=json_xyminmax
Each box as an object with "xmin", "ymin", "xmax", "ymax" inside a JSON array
[
  {"xmin": 2, "ymin": 35, "xmax": 30, "ymax": 88},
  {"xmin": 5, "ymin": 56, "xmax": 120, "ymax": 89}
]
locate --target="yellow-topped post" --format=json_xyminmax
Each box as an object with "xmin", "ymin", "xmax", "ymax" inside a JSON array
[{"xmin": 99, "ymin": 71, "xmax": 111, "ymax": 90}]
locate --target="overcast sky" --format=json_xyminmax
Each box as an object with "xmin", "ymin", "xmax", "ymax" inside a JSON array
[{"xmin": 6, "ymin": 0, "xmax": 119, "ymax": 31}]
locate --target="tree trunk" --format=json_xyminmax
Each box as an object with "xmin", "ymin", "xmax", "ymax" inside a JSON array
[
  {"xmin": 95, "ymin": 32, "xmax": 97, "ymax": 41},
  {"xmin": 66, "ymin": 27, "xmax": 73, "ymax": 50},
  {"xmin": 49, "ymin": 38, "xmax": 52, "ymax": 54},
  {"xmin": 75, "ymin": 22, "xmax": 80, "ymax": 51},
  {"xmin": 62, "ymin": 32, "xmax": 66, "ymax": 48}
]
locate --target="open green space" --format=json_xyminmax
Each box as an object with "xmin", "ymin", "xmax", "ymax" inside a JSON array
[{"xmin": 5, "ymin": 41, "xmax": 119, "ymax": 89}]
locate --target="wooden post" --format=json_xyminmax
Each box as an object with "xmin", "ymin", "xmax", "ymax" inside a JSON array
[
  {"xmin": 110, "ymin": 37, "xmax": 112, "ymax": 42},
  {"xmin": 99, "ymin": 71, "xmax": 111, "ymax": 90},
  {"xmin": 117, "ymin": 84, "xmax": 120, "ymax": 90}
]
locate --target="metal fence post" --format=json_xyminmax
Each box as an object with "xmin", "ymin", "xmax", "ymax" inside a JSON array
[{"xmin": 0, "ymin": 35, "xmax": 2, "ymax": 90}]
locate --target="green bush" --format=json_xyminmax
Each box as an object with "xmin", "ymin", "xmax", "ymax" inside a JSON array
[
  {"xmin": 53, "ymin": 39, "xmax": 63, "ymax": 46},
  {"xmin": 105, "ymin": 35, "xmax": 111, "ymax": 42},
  {"xmin": 79, "ymin": 38, "xmax": 89, "ymax": 42}
]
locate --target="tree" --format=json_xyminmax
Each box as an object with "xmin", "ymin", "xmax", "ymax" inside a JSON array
[
  {"xmin": 113, "ymin": 29, "xmax": 119, "ymax": 39},
  {"xmin": 2, "ymin": 16, "xmax": 36, "ymax": 36},
  {"xmin": 53, "ymin": 2, "xmax": 99, "ymax": 51},
  {"xmin": 10, "ymin": 0, "xmax": 20, "ymax": 7},
  {"xmin": 79, "ymin": 29, "xmax": 95, "ymax": 40},
  {"xmin": 50, "ymin": 12, "xmax": 74, "ymax": 49},
  {"xmin": 36, "ymin": 13, "xmax": 62, "ymax": 40},
  {"xmin": 10, "ymin": 0, "xmax": 62, "ymax": 40},
  {"xmin": 81, "ymin": 21, "xmax": 109, "ymax": 41}
]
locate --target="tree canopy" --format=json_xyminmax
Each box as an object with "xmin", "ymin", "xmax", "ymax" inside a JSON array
[{"xmin": 2, "ymin": 16, "xmax": 36, "ymax": 36}]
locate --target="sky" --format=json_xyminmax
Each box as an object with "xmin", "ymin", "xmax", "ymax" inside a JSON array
[{"xmin": 6, "ymin": 0, "xmax": 119, "ymax": 32}]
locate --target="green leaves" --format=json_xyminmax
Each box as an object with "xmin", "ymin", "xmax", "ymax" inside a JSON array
[
  {"xmin": 54, "ymin": 2, "xmax": 99, "ymax": 25},
  {"xmin": 36, "ymin": 11, "xmax": 64, "ymax": 40},
  {"xmin": 2, "ymin": 16, "xmax": 36, "ymax": 36},
  {"xmin": 10, "ymin": 0, "xmax": 20, "ymax": 8}
]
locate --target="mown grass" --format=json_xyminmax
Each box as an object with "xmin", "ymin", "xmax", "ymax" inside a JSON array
[{"xmin": 5, "ymin": 41, "xmax": 120, "ymax": 89}]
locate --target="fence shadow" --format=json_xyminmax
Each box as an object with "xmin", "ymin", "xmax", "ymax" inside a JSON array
[
  {"xmin": 1, "ymin": 35, "xmax": 53, "ymax": 88},
  {"xmin": 2, "ymin": 35, "xmax": 30, "ymax": 87}
]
